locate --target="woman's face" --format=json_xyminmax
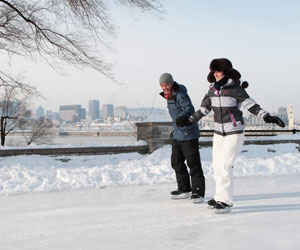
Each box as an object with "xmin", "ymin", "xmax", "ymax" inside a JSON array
[{"xmin": 214, "ymin": 71, "xmax": 225, "ymax": 82}]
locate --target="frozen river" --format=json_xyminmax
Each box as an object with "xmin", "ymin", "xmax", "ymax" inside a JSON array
[{"xmin": 5, "ymin": 135, "xmax": 139, "ymax": 147}]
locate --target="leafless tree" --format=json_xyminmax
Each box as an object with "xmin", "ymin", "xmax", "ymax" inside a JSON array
[
  {"xmin": 18, "ymin": 117, "xmax": 54, "ymax": 145},
  {"xmin": 0, "ymin": 73, "xmax": 40, "ymax": 146},
  {"xmin": 0, "ymin": 0, "xmax": 162, "ymax": 144},
  {"xmin": 0, "ymin": 0, "xmax": 162, "ymax": 78}
]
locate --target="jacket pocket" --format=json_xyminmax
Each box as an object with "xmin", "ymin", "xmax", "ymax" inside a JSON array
[
  {"xmin": 228, "ymin": 111, "xmax": 237, "ymax": 127},
  {"xmin": 177, "ymin": 122, "xmax": 196, "ymax": 137}
]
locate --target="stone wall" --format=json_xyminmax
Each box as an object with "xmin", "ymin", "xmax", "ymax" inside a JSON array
[
  {"xmin": 0, "ymin": 145, "xmax": 149, "ymax": 157},
  {"xmin": 136, "ymin": 122, "xmax": 173, "ymax": 152}
]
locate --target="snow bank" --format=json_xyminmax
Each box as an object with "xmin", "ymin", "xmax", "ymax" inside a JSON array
[{"xmin": 0, "ymin": 143, "xmax": 300, "ymax": 195}]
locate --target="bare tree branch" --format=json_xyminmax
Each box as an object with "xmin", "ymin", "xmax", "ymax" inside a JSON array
[
  {"xmin": 0, "ymin": 0, "xmax": 162, "ymax": 77},
  {"xmin": 19, "ymin": 117, "xmax": 54, "ymax": 145},
  {"xmin": 0, "ymin": 0, "xmax": 162, "ymax": 146},
  {"xmin": 0, "ymin": 75, "xmax": 40, "ymax": 146}
]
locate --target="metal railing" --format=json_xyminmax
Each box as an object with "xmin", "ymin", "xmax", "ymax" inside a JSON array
[{"xmin": 200, "ymin": 129, "xmax": 299, "ymax": 137}]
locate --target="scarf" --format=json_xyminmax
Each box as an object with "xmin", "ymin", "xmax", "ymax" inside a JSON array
[
  {"xmin": 214, "ymin": 77, "xmax": 229, "ymax": 90},
  {"xmin": 164, "ymin": 90, "xmax": 173, "ymax": 100}
]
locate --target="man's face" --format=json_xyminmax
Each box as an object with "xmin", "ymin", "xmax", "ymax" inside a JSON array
[{"xmin": 160, "ymin": 83, "xmax": 172, "ymax": 93}]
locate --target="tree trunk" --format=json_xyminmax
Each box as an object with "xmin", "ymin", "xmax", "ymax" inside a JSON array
[
  {"xmin": 1, "ymin": 117, "xmax": 6, "ymax": 146},
  {"xmin": 1, "ymin": 134, "xmax": 5, "ymax": 146}
]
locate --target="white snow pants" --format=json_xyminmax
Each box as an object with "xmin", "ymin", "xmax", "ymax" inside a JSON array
[{"xmin": 212, "ymin": 133, "xmax": 245, "ymax": 206}]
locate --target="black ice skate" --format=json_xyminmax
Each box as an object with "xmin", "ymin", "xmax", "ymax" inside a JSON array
[
  {"xmin": 207, "ymin": 199, "xmax": 217, "ymax": 209},
  {"xmin": 190, "ymin": 188, "xmax": 204, "ymax": 204},
  {"xmin": 214, "ymin": 201, "xmax": 232, "ymax": 214},
  {"xmin": 170, "ymin": 189, "xmax": 190, "ymax": 199}
]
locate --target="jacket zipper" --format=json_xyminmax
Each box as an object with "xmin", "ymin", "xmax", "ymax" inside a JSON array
[
  {"xmin": 228, "ymin": 110, "xmax": 237, "ymax": 127},
  {"xmin": 216, "ymin": 90, "xmax": 225, "ymax": 135}
]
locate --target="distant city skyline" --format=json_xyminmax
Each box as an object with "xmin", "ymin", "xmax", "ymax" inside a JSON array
[
  {"xmin": 35, "ymin": 102, "xmax": 299, "ymax": 121},
  {"xmin": 32, "ymin": 102, "xmax": 299, "ymax": 130},
  {"xmin": 34, "ymin": 100, "xmax": 297, "ymax": 124}
]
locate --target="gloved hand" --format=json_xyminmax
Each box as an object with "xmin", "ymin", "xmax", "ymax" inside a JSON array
[
  {"xmin": 176, "ymin": 117, "xmax": 193, "ymax": 127},
  {"xmin": 263, "ymin": 114, "xmax": 285, "ymax": 128}
]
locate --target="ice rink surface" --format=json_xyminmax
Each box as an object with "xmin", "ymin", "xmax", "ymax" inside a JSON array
[{"xmin": 1, "ymin": 176, "xmax": 300, "ymax": 250}]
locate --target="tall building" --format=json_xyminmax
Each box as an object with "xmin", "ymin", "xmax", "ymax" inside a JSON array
[
  {"xmin": 114, "ymin": 106, "xmax": 128, "ymax": 120},
  {"xmin": 46, "ymin": 110, "xmax": 53, "ymax": 120},
  {"xmin": 277, "ymin": 107, "xmax": 288, "ymax": 125},
  {"xmin": 60, "ymin": 105, "xmax": 82, "ymax": 122},
  {"xmin": 52, "ymin": 112, "xmax": 60, "ymax": 121},
  {"xmin": 288, "ymin": 104, "xmax": 294, "ymax": 129},
  {"xmin": 36, "ymin": 105, "xmax": 44, "ymax": 118},
  {"xmin": 102, "ymin": 104, "xmax": 114, "ymax": 120},
  {"xmin": 81, "ymin": 108, "xmax": 86, "ymax": 120},
  {"xmin": 88, "ymin": 100, "xmax": 100, "ymax": 120}
]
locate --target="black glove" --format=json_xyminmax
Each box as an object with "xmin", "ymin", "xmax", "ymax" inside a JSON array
[
  {"xmin": 263, "ymin": 114, "xmax": 285, "ymax": 128},
  {"xmin": 176, "ymin": 117, "xmax": 193, "ymax": 127}
]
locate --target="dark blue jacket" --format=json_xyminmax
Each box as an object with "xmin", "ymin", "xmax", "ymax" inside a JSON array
[{"xmin": 160, "ymin": 82, "xmax": 200, "ymax": 141}]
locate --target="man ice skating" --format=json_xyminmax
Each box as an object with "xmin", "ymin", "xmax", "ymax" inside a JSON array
[{"xmin": 159, "ymin": 72, "xmax": 205, "ymax": 203}]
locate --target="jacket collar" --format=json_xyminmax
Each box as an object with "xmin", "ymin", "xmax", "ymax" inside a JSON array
[{"xmin": 210, "ymin": 79, "xmax": 236, "ymax": 89}]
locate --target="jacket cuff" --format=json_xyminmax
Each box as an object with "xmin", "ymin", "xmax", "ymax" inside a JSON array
[{"xmin": 188, "ymin": 115, "xmax": 196, "ymax": 123}]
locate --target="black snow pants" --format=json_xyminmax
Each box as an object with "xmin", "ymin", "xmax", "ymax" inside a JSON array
[{"xmin": 171, "ymin": 139, "xmax": 205, "ymax": 196}]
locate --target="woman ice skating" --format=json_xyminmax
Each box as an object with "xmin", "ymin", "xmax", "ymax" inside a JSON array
[{"xmin": 176, "ymin": 58, "xmax": 285, "ymax": 213}]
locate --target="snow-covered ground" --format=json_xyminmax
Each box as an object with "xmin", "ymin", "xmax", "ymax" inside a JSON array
[
  {"xmin": 0, "ymin": 143, "xmax": 300, "ymax": 195},
  {"xmin": 0, "ymin": 140, "xmax": 300, "ymax": 249}
]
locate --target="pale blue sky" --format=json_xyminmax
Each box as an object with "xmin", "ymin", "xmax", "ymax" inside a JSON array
[{"xmin": 1, "ymin": 0, "xmax": 300, "ymax": 117}]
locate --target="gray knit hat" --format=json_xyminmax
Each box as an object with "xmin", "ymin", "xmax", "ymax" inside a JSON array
[{"xmin": 159, "ymin": 73, "xmax": 174, "ymax": 85}]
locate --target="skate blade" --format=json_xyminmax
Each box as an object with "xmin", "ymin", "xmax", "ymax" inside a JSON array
[
  {"xmin": 214, "ymin": 207, "xmax": 231, "ymax": 214},
  {"xmin": 207, "ymin": 205, "xmax": 215, "ymax": 209},
  {"xmin": 171, "ymin": 193, "xmax": 190, "ymax": 199},
  {"xmin": 192, "ymin": 198, "xmax": 204, "ymax": 204}
]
